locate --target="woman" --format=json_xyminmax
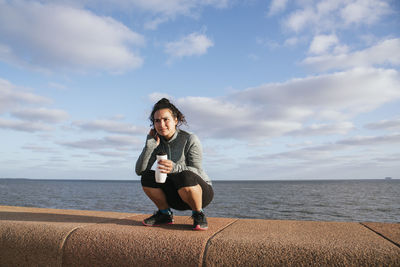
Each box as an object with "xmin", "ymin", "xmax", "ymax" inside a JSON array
[{"xmin": 135, "ymin": 98, "xmax": 213, "ymax": 230}]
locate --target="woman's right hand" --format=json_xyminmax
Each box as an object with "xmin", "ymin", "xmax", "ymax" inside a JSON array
[{"xmin": 149, "ymin": 129, "xmax": 160, "ymax": 145}]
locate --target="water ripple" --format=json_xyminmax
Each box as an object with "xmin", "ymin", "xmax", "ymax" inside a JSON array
[{"xmin": 0, "ymin": 179, "xmax": 399, "ymax": 222}]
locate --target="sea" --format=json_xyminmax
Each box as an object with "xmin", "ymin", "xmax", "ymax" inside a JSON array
[{"xmin": 0, "ymin": 179, "xmax": 399, "ymax": 223}]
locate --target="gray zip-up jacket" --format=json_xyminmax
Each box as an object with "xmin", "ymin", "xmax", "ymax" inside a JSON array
[{"xmin": 135, "ymin": 129, "xmax": 212, "ymax": 185}]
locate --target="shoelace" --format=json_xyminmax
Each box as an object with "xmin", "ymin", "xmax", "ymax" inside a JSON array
[{"xmin": 191, "ymin": 212, "xmax": 205, "ymax": 222}]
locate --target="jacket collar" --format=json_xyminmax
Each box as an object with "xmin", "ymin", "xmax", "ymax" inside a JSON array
[{"xmin": 161, "ymin": 128, "xmax": 179, "ymax": 144}]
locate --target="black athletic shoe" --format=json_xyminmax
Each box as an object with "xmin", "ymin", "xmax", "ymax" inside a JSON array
[
  {"xmin": 142, "ymin": 211, "xmax": 174, "ymax": 226},
  {"xmin": 192, "ymin": 211, "xmax": 208, "ymax": 230}
]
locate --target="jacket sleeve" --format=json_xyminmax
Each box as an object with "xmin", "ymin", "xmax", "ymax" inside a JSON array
[
  {"xmin": 135, "ymin": 135, "xmax": 158, "ymax": 176},
  {"xmin": 171, "ymin": 134, "xmax": 204, "ymax": 176}
]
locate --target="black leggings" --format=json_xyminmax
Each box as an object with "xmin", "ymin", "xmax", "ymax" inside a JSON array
[{"xmin": 141, "ymin": 170, "xmax": 214, "ymax": 211}]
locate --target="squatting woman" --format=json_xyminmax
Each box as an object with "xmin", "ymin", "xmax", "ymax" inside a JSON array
[{"xmin": 135, "ymin": 98, "xmax": 213, "ymax": 230}]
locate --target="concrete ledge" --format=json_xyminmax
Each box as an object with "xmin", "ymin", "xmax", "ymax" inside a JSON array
[{"xmin": 1, "ymin": 205, "xmax": 399, "ymax": 266}]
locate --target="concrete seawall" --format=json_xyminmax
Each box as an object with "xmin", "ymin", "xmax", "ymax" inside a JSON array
[{"xmin": 1, "ymin": 205, "xmax": 399, "ymax": 266}]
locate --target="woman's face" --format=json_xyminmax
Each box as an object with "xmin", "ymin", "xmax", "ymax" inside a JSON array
[{"xmin": 153, "ymin": 108, "xmax": 178, "ymax": 140}]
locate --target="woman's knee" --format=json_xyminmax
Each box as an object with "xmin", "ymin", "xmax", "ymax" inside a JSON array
[
  {"xmin": 143, "ymin": 186, "xmax": 164, "ymax": 197},
  {"xmin": 178, "ymin": 184, "xmax": 202, "ymax": 194}
]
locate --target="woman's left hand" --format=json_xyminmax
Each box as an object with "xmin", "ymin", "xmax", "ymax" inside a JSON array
[{"xmin": 158, "ymin": 159, "xmax": 174, "ymax": 174}]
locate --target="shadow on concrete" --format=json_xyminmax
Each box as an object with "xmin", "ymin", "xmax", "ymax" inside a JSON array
[
  {"xmin": 0, "ymin": 211, "xmax": 197, "ymax": 231},
  {"xmin": 157, "ymin": 223, "xmax": 194, "ymax": 231},
  {"xmin": 109, "ymin": 217, "xmax": 196, "ymax": 231},
  {"xmin": 0, "ymin": 211, "xmax": 139, "ymax": 224}
]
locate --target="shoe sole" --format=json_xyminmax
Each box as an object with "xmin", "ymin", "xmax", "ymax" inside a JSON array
[
  {"xmin": 192, "ymin": 225, "xmax": 208, "ymax": 231},
  {"xmin": 142, "ymin": 221, "xmax": 174, "ymax": 227}
]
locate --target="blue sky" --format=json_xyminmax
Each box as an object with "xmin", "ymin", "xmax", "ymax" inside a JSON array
[{"xmin": 0, "ymin": 0, "xmax": 399, "ymax": 180}]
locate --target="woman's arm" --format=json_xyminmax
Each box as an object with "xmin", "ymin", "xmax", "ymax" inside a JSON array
[{"xmin": 135, "ymin": 132, "xmax": 158, "ymax": 175}]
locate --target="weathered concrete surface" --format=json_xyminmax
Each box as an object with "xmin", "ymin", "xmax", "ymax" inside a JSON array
[
  {"xmin": 362, "ymin": 222, "xmax": 400, "ymax": 246},
  {"xmin": 0, "ymin": 205, "xmax": 137, "ymax": 266},
  {"xmin": 203, "ymin": 219, "xmax": 400, "ymax": 266},
  {"xmin": 62, "ymin": 214, "xmax": 235, "ymax": 267},
  {"xmin": 1, "ymin": 205, "xmax": 399, "ymax": 267}
]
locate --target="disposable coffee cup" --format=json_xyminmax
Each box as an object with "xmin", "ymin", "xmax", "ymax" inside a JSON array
[{"xmin": 155, "ymin": 153, "xmax": 168, "ymax": 183}]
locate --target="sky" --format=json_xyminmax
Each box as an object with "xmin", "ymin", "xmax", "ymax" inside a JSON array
[{"xmin": 0, "ymin": 0, "xmax": 399, "ymax": 181}]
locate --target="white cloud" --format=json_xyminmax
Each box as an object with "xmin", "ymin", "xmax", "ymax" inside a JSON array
[
  {"xmin": 38, "ymin": 0, "xmax": 230, "ymax": 29},
  {"xmin": 337, "ymin": 133, "xmax": 400, "ymax": 146},
  {"xmin": 0, "ymin": 78, "xmax": 69, "ymax": 133},
  {"xmin": 303, "ymin": 38, "xmax": 400, "ymax": 71},
  {"xmin": 256, "ymin": 37, "xmax": 281, "ymax": 50},
  {"xmin": 105, "ymin": 135, "xmax": 141, "ymax": 147},
  {"xmin": 0, "ymin": 1, "xmax": 145, "ymax": 72},
  {"xmin": 43, "ymin": 0, "xmax": 230, "ymax": 14},
  {"xmin": 165, "ymin": 32, "xmax": 214, "ymax": 60},
  {"xmin": 254, "ymin": 133, "xmax": 400, "ymax": 162},
  {"xmin": 233, "ymin": 68, "xmax": 400, "ymax": 116},
  {"xmin": 172, "ymin": 68, "xmax": 400, "ymax": 140},
  {"xmin": 284, "ymin": 37, "xmax": 300, "ymax": 46},
  {"xmin": 286, "ymin": 140, "xmax": 314, "ymax": 148},
  {"xmin": 285, "ymin": 7, "xmax": 314, "ymax": 33},
  {"xmin": 144, "ymin": 16, "xmax": 169, "ymax": 30},
  {"xmin": 177, "ymin": 96, "xmax": 301, "ymax": 139},
  {"xmin": 0, "ymin": 118, "xmax": 52, "ymax": 132},
  {"xmin": 289, "ymin": 122, "xmax": 354, "ymax": 136},
  {"xmin": 365, "ymin": 118, "xmax": 400, "ymax": 131},
  {"xmin": 106, "ymin": 0, "xmax": 229, "ymax": 16},
  {"xmin": 12, "ymin": 108, "xmax": 69, "ymax": 123},
  {"xmin": 234, "ymin": 131, "xmax": 400, "ymax": 180},
  {"xmin": 60, "ymin": 135, "xmax": 141, "ymax": 150},
  {"xmin": 340, "ymin": 0, "xmax": 391, "ymax": 25},
  {"xmin": 284, "ymin": 0, "xmax": 391, "ymax": 33},
  {"xmin": 21, "ymin": 145, "xmax": 57, "ymax": 154},
  {"xmin": 0, "ymin": 78, "xmax": 51, "ymax": 113},
  {"xmin": 73, "ymin": 119, "xmax": 147, "ymax": 135},
  {"xmin": 92, "ymin": 151, "xmax": 129, "ymax": 157},
  {"xmin": 268, "ymin": 0, "xmax": 289, "ymax": 16},
  {"xmin": 308, "ymin": 34, "xmax": 339, "ymax": 55},
  {"xmin": 48, "ymin": 82, "xmax": 67, "ymax": 91}
]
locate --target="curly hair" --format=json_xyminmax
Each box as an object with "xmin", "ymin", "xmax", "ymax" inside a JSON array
[{"xmin": 150, "ymin": 98, "xmax": 187, "ymax": 127}]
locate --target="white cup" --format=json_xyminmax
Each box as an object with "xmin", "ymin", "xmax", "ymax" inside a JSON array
[{"xmin": 155, "ymin": 154, "xmax": 168, "ymax": 183}]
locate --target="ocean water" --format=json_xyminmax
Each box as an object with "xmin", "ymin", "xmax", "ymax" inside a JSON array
[{"xmin": 0, "ymin": 179, "xmax": 399, "ymax": 223}]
